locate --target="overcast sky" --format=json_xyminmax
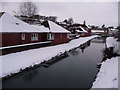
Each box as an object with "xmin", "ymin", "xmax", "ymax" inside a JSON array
[{"xmin": 1, "ymin": 1, "xmax": 118, "ymax": 27}]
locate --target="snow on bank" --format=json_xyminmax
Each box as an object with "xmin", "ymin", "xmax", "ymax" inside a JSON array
[
  {"xmin": 92, "ymin": 57, "xmax": 118, "ymax": 88},
  {"xmin": 106, "ymin": 37, "xmax": 119, "ymax": 53},
  {"xmin": 1, "ymin": 35, "xmax": 97, "ymax": 78}
]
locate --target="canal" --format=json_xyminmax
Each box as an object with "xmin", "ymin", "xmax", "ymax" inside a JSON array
[{"xmin": 2, "ymin": 37, "xmax": 105, "ymax": 88}]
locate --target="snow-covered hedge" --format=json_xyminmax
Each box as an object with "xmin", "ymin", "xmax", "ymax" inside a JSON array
[{"xmin": 106, "ymin": 37, "xmax": 119, "ymax": 53}]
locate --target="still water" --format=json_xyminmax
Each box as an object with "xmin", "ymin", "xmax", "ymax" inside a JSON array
[{"xmin": 3, "ymin": 38, "xmax": 105, "ymax": 88}]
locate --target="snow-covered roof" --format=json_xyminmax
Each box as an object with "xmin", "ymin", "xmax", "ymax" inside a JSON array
[
  {"xmin": 86, "ymin": 25, "xmax": 91, "ymax": 29},
  {"xmin": 0, "ymin": 12, "xmax": 44, "ymax": 33},
  {"xmin": 76, "ymin": 30, "xmax": 84, "ymax": 33},
  {"xmin": 92, "ymin": 30, "xmax": 104, "ymax": 33},
  {"xmin": 48, "ymin": 21, "xmax": 70, "ymax": 33},
  {"xmin": 31, "ymin": 25, "xmax": 50, "ymax": 33},
  {"xmin": 79, "ymin": 26, "xmax": 88, "ymax": 32},
  {"xmin": 76, "ymin": 30, "xmax": 81, "ymax": 32},
  {"xmin": 109, "ymin": 29, "xmax": 116, "ymax": 31},
  {"xmin": 0, "ymin": 12, "xmax": 70, "ymax": 33}
]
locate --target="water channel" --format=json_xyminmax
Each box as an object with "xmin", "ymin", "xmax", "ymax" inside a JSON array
[{"xmin": 3, "ymin": 37, "xmax": 106, "ymax": 88}]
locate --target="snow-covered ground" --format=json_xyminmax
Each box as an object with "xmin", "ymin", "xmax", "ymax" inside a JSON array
[
  {"xmin": 1, "ymin": 35, "xmax": 97, "ymax": 78},
  {"xmin": 92, "ymin": 57, "xmax": 119, "ymax": 88},
  {"xmin": 106, "ymin": 37, "xmax": 119, "ymax": 53},
  {"xmin": 91, "ymin": 37, "xmax": 120, "ymax": 88}
]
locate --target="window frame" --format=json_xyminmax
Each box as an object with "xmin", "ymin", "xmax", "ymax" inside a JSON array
[
  {"xmin": 21, "ymin": 33, "xmax": 25, "ymax": 40},
  {"xmin": 31, "ymin": 33, "xmax": 38, "ymax": 41},
  {"xmin": 47, "ymin": 33, "xmax": 54, "ymax": 40},
  {"xmin": 67, "ymin": 33, "xmax": 70, "ymax": 39}
]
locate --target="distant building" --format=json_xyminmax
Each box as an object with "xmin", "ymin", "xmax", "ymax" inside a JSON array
[{"xmin": 66, "ymin": 23, "xmax": 91, "ymax": 37}]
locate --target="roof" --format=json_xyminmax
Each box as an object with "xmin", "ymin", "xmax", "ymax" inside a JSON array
[
  {"xmin": 92, "ymin": 30, "xmax": 104, "ymax": 33},
  {"xmin": 48, "ymin": 21, "xmax": 70, "ymax": 33},
  {"xmin": 0, "ymin": 12, "xmax": 44, "ymax": 33},
  {"xmin": 31, "ymin": 25, "xmax": 50, "ymax": 33},
  {"xmin": 33, "ymin": 21, "xmax": 70, "ymax": 33},
  {"xmin": 79, "ymin": 26, "xmax": 88, "ymax": 32},
  {"xmin": 76, "ymin": 30, "xmax": 82, "ymax": 32},
  {"xmin": 76, "ymin": 30, "xmax": 86, "ymax": 33}
]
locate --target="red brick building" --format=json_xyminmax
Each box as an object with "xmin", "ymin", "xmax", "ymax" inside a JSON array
[
  {"xmin": 0, "ymin": 12, "xmax": 70, "ymax": 54},
  {"xmin": 32, "ymin": 21, "xmax": 70, "ymax": 45},
  {"xmin": 0, "ymin": 12, "xmax": 51, "ymax": 47}
]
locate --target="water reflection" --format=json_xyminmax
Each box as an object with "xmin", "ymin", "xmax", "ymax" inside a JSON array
[
  {"xmin": 80, "ymin": 41, "xmax": 91, "ymax": 53},
  {"xmin": 3, "ymin": 37, "xmax": 105, "ymax": 88},
  {"xmin": 23, "ymin": 70, "xmax": 38, "ymax": 82},
  {"xmin": 69, "ymin": 49, "xmax": 80, "ymax": 56},
  {"xmin": 92, "ymin": 37, "xmax": 106, "ymax": 43}
]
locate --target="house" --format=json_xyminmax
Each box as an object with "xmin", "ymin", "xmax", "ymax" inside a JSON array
[
  {"xmin": 33, "ymin": 21, "xmax": 71, "ymax": 45},
  {"xmin": 76, "ymin": 26, "xmax": 90, "ymax": 37},
  {"xmin": 66, "ymin": 23, "xmax": 91, "ymax": 38},
  {"xmin": 91, "ymin": 29, "xmax": 108, "ymax": 36},
  {"xmin": 91, "ymin": 30, "xmax": 104, "ymax": 35},
  {"xmin": 0, "ymin": 12, "xmax": 70, "ymax": 54},
  {"xmin": 0, "ymin": 12, "xmax": 52, "ymax": 54}
]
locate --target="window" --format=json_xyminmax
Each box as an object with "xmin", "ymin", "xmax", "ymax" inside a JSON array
[
  {"xmin": 21, "ymin": 33, "xmax": 25, "ymax": 40},
  {"xmin": 47, "ymin": 33, "xmax": 54, "ymax": 40},
  {"xmin": 35, "ymin": 34, "xmax": 38, "ymax": 40},
  {"xmin": 31, "ymin": 33, "xmax": 38, "ymax": 41},
  {"xmin": 60, "ymin": 33, "xmax": 62, "ymax": 39},
  {"xmin": 51, "ymin": 34, "xmax": 54, "ymax": 40},
  {"xmin": 67, "ymin": 34, "xmax": 69, "ymax": 38}
]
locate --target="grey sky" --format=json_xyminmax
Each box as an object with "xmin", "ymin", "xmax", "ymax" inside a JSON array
[
  {"xmin": 1, "ymin": 2, "xmax": 118, "ymax": 27},
  {"xmin": 118, "ymin": 1, "xmax": 120, "ymax": 26}
]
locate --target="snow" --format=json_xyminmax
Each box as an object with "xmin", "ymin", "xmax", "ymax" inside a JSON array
[
  {"xmin": 48, "ymin": 21, "xmax": 70, "ymax": 33},
  {"xmin": 31, "ymin": 21, "xmax": 71, "ymax": 33},
  {"xmin": 1, "ymin": 35, "xmax": 97, "ymax": 78},
  {"xmin": 0, "ymin": 12, "xmax": 70, "ymax": 34},
  {"xmin": 92, "ymin": 30, "xmax": 104, "ymax": 33},
  {"xmin": 106, "ymin": 37, "xmax": 119, "ymax": 53},
  {"xmin": 91, "ymin": 36, "xmax": 120, "ymax": 88},
  {"xmin": 76, "ymin": 26, "xmax": 88, "ymax": 33},
  {"xmin": 80, "ymin": 26, "xmax": 88, "ymax": 32},
  {"xmin": 0, "ymin": 12, "xmax": 46, "ymax": 33},
  {"xmin": 76, "ymin": 30, "xmax": 84, "ymax": 33},
  {"xmin": 0, "ymin": 41, "xmax": 52, "ymax": 49},
  {"xmin": 92, "ymin": 57, "xmax": 119, "ymax": 88},
  {"xmin": 31, "ymin": 25, "xmax": 50, "ymax": 33}
]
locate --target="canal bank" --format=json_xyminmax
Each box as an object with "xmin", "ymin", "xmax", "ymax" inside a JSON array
[
  {"xmin": 91, "ymin": 37, "xmax": 119, "ymax": 88},
  {"xmin": 1, "ymin": 35, "xmax": 98, "ymax": 79},
  {"xmin": 91, "ymin": 57, "xmax": 119, "ymax": 88},
  {"xmin": 3, "ymin": 36, "xmax": 105, "ymax": 88}
]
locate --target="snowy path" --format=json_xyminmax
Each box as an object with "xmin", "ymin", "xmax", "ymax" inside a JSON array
[
  {"xmin": 1, "ymin": 35, "xmax": 97, "ymax": 78},
  {"xmin": 91, "ymin": 37, "xmax": 119, "ymax": 88},
  {"xmin": 91, "ymin": 57, "xmax": 119, "ymax": 88}
]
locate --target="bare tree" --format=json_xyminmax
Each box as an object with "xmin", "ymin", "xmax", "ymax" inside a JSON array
[
  {"xmin": 19, "ymin": 2, "xmax": 38, "ymax": 17},
  {"xmin": 68, "ymin": 18, "xmax": 74, "ymax": 25}
]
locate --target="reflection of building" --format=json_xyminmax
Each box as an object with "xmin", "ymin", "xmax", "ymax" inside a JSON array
[{"xmin": 80, "ymin": 41, "xmax": 91, "ymax": 53}]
